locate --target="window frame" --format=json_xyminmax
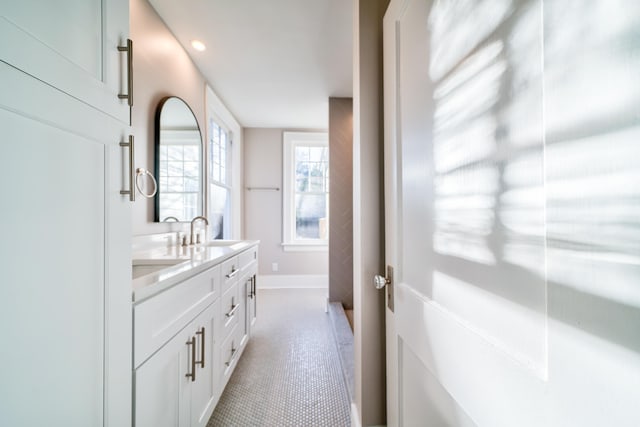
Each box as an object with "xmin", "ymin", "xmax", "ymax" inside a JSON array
[
  {"xmin": 207, "ymin": 114, "xmax": 232, "ymax": 240},
  {"xmin": 282, "ymin": 131, "xmax": 329, "ymax": 252}
]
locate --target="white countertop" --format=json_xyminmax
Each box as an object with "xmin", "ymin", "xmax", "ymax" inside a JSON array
[{"xmin": 132, "ymin": 240, "xmax": 259, "ymax": 303}]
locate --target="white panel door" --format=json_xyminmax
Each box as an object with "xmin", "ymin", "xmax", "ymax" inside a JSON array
[
  {"xmin": 382, "ymin": 0, "xmax": 640, "ymax": 426},
  {"xmin": 0, "ymin": 103, "xmax": 105, "ymax": 427},
  {"xmin": 0, "ymin": 63, "xmax": 116, "ymax": 426},
  {"xmin": 135, "ymin": 324, "xmax": 192, "ymax": 427},
  {"xmin": 0, "ymin": 0, "xmax": 130, "ymax": 123},
  {"xmin": 190, "ymin": 302, "xmax": 218, "ymax": 427},
  {"xmin": 0, "ymin": 2, "xmax": 132, "ymax": 421}
]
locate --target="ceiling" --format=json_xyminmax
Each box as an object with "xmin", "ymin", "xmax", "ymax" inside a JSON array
[{"xmin": 148, "ymin": 0, "xmax": 353, "ymax": 129}]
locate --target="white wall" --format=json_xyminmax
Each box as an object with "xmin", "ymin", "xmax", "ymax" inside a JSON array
[{"xmin": 243, "ymin": 128, "xmax": 328, "ymax": 281}]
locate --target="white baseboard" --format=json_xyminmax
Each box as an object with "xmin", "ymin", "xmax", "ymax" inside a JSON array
[
  {"xmin": 257, "ymin": 274, "xmax": 328, "ymax": 289},
  {"xmin": 351, "ymin": 403, "xmax": 362, "ymax": 427}
]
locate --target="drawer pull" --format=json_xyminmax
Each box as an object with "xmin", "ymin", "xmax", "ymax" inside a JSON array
[
  {"xmin": 185, "ymin": 337, "xmax": 196, "ymax": 382},
  {"xmin": 225, "ymin": 267, "xmax": 238, "ymax": 279},
  {"xmin": 225, "ymin": 341, "xmax": 237, "ymax": 367},
  {"xmin": 196, "ymin": 327, "xmax": 205, "ymax": 368},
  {"xmin": 226, "ymin": 300, "xmax": 239, "ymax": 318}
]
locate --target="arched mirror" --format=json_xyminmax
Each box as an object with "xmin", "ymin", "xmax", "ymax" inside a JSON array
[{"xmin": 154, "ymin": 96, "xmax": 203, "ymax": 222}]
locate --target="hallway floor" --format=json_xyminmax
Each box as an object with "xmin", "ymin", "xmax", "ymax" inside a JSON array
[{"xmin": 207, "ymin": 288, "xmax": 351, "ymax": 427}]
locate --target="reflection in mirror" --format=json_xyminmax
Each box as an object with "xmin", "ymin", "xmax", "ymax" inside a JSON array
[{"xmin": 154, "ymin": 97, "xmax": 203, "ymax": 222}]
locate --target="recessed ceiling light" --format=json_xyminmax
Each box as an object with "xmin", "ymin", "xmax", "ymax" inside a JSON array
[{"xmin": 191, "ymin": 40, "xmax": 206, "ymax": 52}]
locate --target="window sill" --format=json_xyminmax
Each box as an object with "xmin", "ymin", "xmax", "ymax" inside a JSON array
[{"xmin": 281, "ymin": 242, "xmax": 328, "ymax": 252}]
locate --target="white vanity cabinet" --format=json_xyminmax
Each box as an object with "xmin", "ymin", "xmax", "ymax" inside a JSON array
[
  {"xmin": 241, "ymin": 247, "xmax": 259, "ymax": 339},
  {"xmin": 133, "ymin": 243, "xmax": 259, "ymax": 427},
  {"xmin": 217, "ymin": 245, "xmax": 259, "ymax": 389},
  {"xmin": 134, "ymin": 301, "xmax": 218, "ymax": 427},
  {"xmin": 134, "ymin": 265, "xmax": 220, "ymax": 427},
  {"xmin": 240, "ymin": 246, "xmax": 259, "ymax": 345},
  {"xmin": 218, "ymin": 256, "xmax": 242, "ymax": 389},
  {"xmin": 0, "ymin": 1, "xmax": 132, "ymax": 426}
]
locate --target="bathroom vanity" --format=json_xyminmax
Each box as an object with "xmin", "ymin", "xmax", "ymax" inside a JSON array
[{"xmin": 131, "ymin": 237, "xmax": 258, "ymax": 427}]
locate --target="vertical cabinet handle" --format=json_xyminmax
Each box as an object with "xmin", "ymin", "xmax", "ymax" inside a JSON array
[
  {"xmin": 119, "ymin": 135, "xmax": 135, "ymax": 201},
  {"xmin": 185, "ymin": 336, "xmax": 196, "ymax": 382},
  {"xmin": 117, "ymin": 39, "xmax": 133, "ymax": 106},
  {"xmin": 253, "ymin": 274, "xmax": 257, "ymax": 318},
  {"xmin": 252, "ymin": 274, "xmax": 256, "ymax": 298},
  {"xmin": 247, "ymin": 277, "xmax": 253, "ymax": 299},
  {"xmin": 196, "ymin": 327, "xmax": 205, "ymax": 368}
]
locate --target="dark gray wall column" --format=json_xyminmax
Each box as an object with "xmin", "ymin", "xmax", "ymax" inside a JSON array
[{"xmin": 329, "ymin": 97, "xmax": 354, "ymax": 308}]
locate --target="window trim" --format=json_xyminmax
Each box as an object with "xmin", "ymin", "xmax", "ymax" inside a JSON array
[
  {"xmin": 282, "ymin": 131, "xmax": 329, "ymax": 251},
  {"xmin": 207, "ymin": 115, "xmax": 232, "ymax": 240},
  {"xmin": 205, "ymin": 84, "xmax": 242, "ymax": 239}
]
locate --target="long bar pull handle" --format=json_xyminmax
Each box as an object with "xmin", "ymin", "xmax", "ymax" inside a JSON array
[
  {"xmin": 252, "ymin": 274, "xmax": 257, "ymax": 318},
  {"xmin": 195, "ymin": 327, "xmax": 205, "ymax": 368},
  {"xmin": 119, "ymin": 135, "xmax": 135, "ymax": 201},
  {"xmin": 185, "ymin": 336, "xmax": 196, "ymax": 382},
  {"xmin": 247, "ymin": 277, "xmax": 253, "ymax": 299},
  {"xmin": 117, "ymin": 39, "xmax": 133, "ymax": 106},
  {"xmin": 225, "ymin": 297, "xmax": 239, "ymax": 318},
  {"xmin": 252, "ymin": 274, "xmax": 256, "ymax": 298}
]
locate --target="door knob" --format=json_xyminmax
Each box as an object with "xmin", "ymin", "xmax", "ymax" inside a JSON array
[
  {"xmin": 374, "ymin": 274, "xmax": 390, "ymax": 289},
  {"xmin": 374, "ymin": 266, "xmax": 394, "ymax": 312}
]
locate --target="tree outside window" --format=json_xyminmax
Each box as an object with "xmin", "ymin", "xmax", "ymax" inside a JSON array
[{"xmin": 283, "ymin": 132, "xmax": 329, "ymax": 251}]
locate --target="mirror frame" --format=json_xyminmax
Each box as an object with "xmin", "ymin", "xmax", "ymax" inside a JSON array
[{"xmin": 154, "ymin": 96, "xmax": 204, "ymax": 222}]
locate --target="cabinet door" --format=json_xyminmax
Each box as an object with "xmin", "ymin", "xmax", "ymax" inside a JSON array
[
  {"xmin": 134, "ymin": 325, "xmax": 192, "ymax": 427},
  {"xmin": 135, "ymin": 302, "xmax": 218, "ymax": 427},
  {"xmin": 246, "ymin": 268, "xmax": 258, "ymax": 335},
  {"xmin": 0, "ymin": 61, "xmax": 130, "ymax": 427},
  {"xmin": 240, "ymin": 273, "xmax": 252, "ymax": 346},
  {"xmin": 218, "ymin": 324, "xmax": 240, "ymax": 390},
  {"xmin": 190, "ymin": 301, "xmax": 218, "ymax": 427},
  {"xmin": 0, "ymin": 0, "xmax": 130, "ymax": 123}
]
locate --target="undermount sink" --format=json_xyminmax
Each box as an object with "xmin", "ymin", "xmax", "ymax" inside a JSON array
[
  {"xmin": 203, "ymin": 240, "xmax": 243, "ymax": 247},
  {"xmin": 132, "ymin": 258, "xmax": 189, "ymax": 280}
]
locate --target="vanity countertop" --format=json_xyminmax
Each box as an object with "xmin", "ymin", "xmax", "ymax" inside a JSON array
[{"xmin": 132, "ymin": 240, "xmax": 259, "ymax": 303}]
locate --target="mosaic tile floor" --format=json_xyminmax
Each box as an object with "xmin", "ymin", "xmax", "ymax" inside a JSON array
[{"xmin": 207, "ymin": 288, "xmax": 351, "ymax": 427}]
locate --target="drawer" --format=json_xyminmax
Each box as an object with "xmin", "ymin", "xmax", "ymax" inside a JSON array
[
  {"xmin": 221, "ymin": 256, "xmax": 240, "ymax": 293},
  {"xmin": 134, "ymin": 265, "xmax": 220, "ymax": 368},
  {"xmin": 219, "ymin": 282, "xmax": 240, "ymax": 340},
  {"xmin": 239, "ymin": 245, "xmax": 258, "ymax": 271},
  {"xmin": 219, "ymin": 324, "xmax": 240, "ymax": 386}
]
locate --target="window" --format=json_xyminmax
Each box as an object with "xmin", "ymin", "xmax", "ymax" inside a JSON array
[
  {"xmin": 158, "ymin": 130, "xmax": 201, "ymax": 220},
  {"xmin": 208, "ymin": 118, "xmax": 231, "ymax": 239},
  {"xmin": 282, "ymin": 132, "xmax": 329, "ymax": 251}
]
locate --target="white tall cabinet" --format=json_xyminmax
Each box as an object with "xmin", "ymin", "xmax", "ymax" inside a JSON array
[{"xmin": 0, "ymin": 1, "xmax": 132, "ymax": 426}]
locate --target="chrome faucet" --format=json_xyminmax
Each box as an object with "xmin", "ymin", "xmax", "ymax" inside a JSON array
[{"xmin": 190, "ymin": 216, "xmax": 209, "ymax": 245}]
